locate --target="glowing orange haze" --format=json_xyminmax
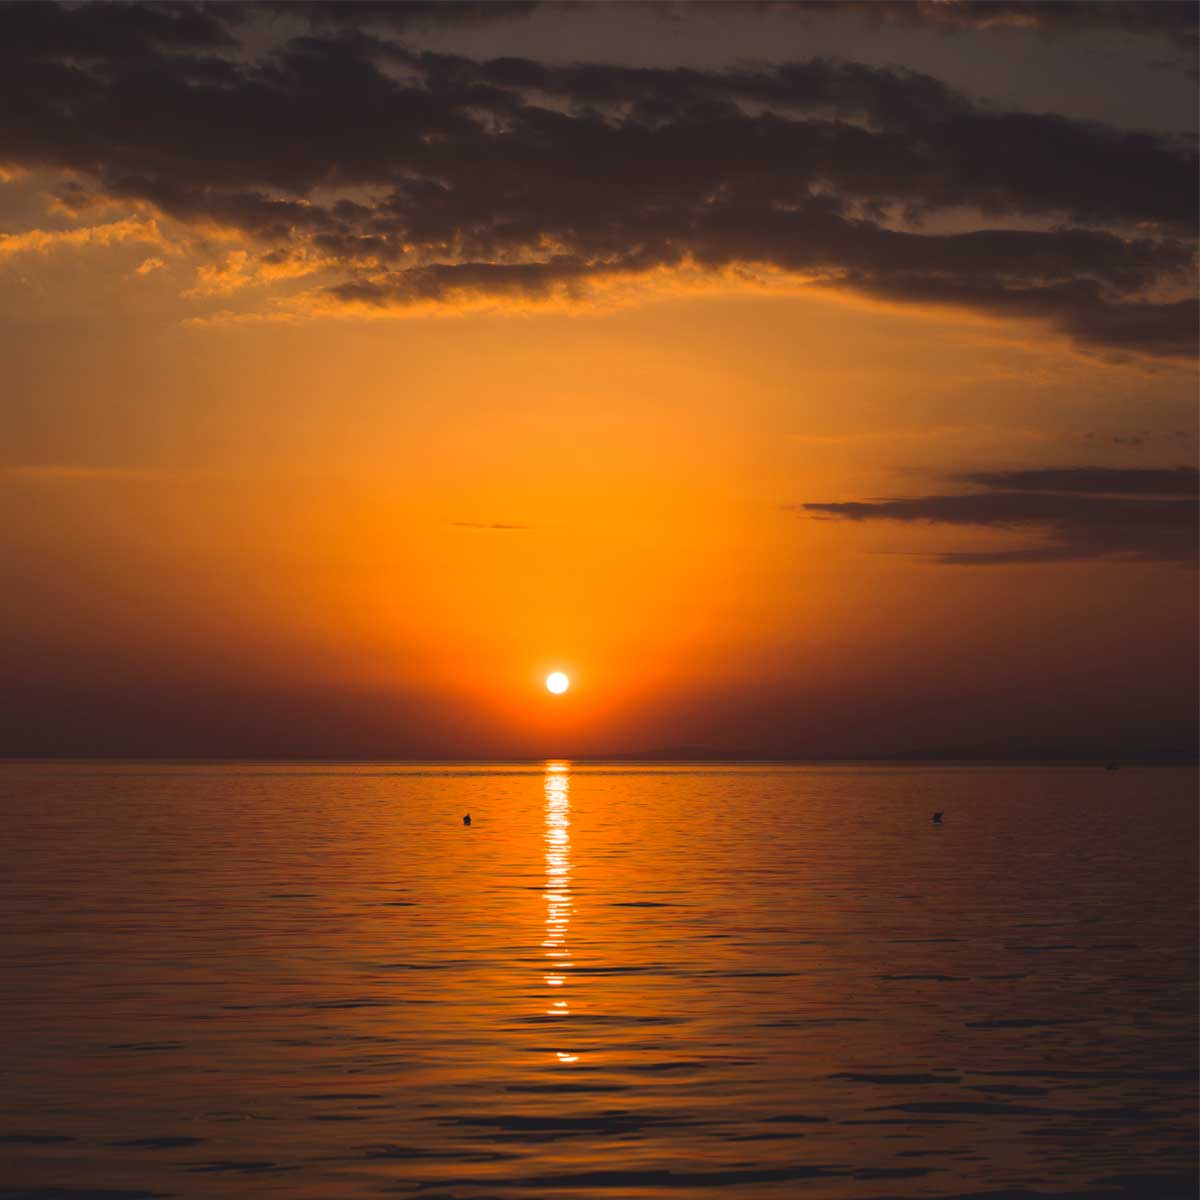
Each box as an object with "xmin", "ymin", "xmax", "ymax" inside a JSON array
[{"xmin": 1, "ymin": 246, "xmax": 1196, "ymax": 758}]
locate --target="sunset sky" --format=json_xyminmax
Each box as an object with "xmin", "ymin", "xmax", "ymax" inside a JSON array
[{"xmin": 2, "ymin": 0, "xmax": 1196, "ymax": 760}]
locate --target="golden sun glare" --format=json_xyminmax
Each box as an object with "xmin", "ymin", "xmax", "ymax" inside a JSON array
[{"xmin": 546, "ymin": 672, "xmax": 570, "ymax": 694}]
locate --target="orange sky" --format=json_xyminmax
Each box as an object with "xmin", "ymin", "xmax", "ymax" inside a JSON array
[{"xmin": 1, "ymin": 3, "xmax": 1196, "ymax": 759}]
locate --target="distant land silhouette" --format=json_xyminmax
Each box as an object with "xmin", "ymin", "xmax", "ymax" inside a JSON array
[
  {"xmin": 593, "ymin": 744, "xmax": 1198, "ymax": 764},
  {"xmin": 4, "ymin": 745, "xmax": 1197, "ymax": 764}
]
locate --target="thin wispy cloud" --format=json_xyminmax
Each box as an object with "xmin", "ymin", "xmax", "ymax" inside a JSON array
[{"xmin": 449, "ymin": 521, "xmax": 533, "ymax": 532}]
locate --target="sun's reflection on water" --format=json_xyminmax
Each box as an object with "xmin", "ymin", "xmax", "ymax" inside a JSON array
[{"xmin": 543, "ymin": 761, "xmax": 577, "ymax": 1061}]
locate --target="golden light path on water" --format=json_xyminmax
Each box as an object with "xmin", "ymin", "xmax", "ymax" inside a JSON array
[
  {"xmin": 542, "ymin": 761, "xmax": 578, "ymax": 1064},
  {"xmin": 0, "ymin": 763, "xmax": 1197, "ymax": 1198}
]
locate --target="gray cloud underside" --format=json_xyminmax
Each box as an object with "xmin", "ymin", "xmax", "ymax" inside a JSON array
[
  {"xmin": 801, "ymin": 467, "xmax": 1199, "ymax": 565},
  {"xmin": 3, "ymin": 3, "xmax": 1196, "ymax": 354}
]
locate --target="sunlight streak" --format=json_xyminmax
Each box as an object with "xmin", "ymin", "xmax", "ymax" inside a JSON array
[{"xmin": 543, "ymin": 761, "xmax": 578, "ymax": 1062}]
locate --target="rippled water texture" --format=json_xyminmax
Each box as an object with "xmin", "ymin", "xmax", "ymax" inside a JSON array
[{"xmin": 1, "ymin": 762, "xmax": 1196, "ymax": 1199}]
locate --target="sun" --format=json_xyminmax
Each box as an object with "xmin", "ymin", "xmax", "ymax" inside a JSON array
[{"xmin": 545, "ymin": 671, "xmax": 570, "ymax": 694}]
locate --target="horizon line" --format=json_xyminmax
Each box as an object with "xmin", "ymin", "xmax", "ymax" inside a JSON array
[{"xmin": 2, "ymin": 753, "xmax": 1196, "ymax": 766}]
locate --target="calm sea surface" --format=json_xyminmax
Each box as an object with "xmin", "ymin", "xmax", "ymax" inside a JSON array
[{"xmin": 0, "ymin": 762, "xmax": 1196, "ymax": 1200}]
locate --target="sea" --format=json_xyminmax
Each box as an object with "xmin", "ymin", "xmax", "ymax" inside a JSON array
[{"xmin": 1, "ymin": 761, "xmax": 1196, "ymax": 1200}]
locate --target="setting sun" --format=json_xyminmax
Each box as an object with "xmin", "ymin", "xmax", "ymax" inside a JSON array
[{"xmin": 0, "ymin": 6, "xmax": 1195, "ymax": 1200}]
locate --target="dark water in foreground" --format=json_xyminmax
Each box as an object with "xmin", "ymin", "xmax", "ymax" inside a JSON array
[{"xmin": 0, "ymin": 762, "xmax": 1196, "ymax": 1200}]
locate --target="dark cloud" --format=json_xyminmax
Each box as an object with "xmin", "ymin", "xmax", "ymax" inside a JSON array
[
  {"xmin": 405, "ymin": 53, "xmax": 1197, "ymax": 233},
  {"xmin": 0, "ymin": 4, "xmax": 1195, "ymax": 355},
  {"xmin": 7, "ymin": 1, "xmax": 239, "ymax": 58},
  {"xmin": 279, "ymin": 2, "xmax": 542, "ymax": 32},
  {"xmin": 800, "ymin": 467, "xmax": 1199, "ymax": 565}
]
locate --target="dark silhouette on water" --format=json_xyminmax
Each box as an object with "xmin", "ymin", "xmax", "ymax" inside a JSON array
[
  {"xmin": 932, "ymin": 812, "xmax": 944, "ymax": 823},
  {"xmin": 463, "ymin": 813, "xmax": 471, "ymax": 826}
]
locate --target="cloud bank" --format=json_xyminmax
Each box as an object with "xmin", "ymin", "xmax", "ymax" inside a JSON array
[
  {"xmin": 0, "ymin": 2, "xmax": 1195, "ymax": 355},
  {"xmin": 802, "ymin": 466, "xmax": 1200, "ymax": 565}
]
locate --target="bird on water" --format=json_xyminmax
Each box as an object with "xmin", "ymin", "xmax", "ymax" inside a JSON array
[{"xmin": 463, "ymin": 813, "xmax": 472, "ymax": 826}]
